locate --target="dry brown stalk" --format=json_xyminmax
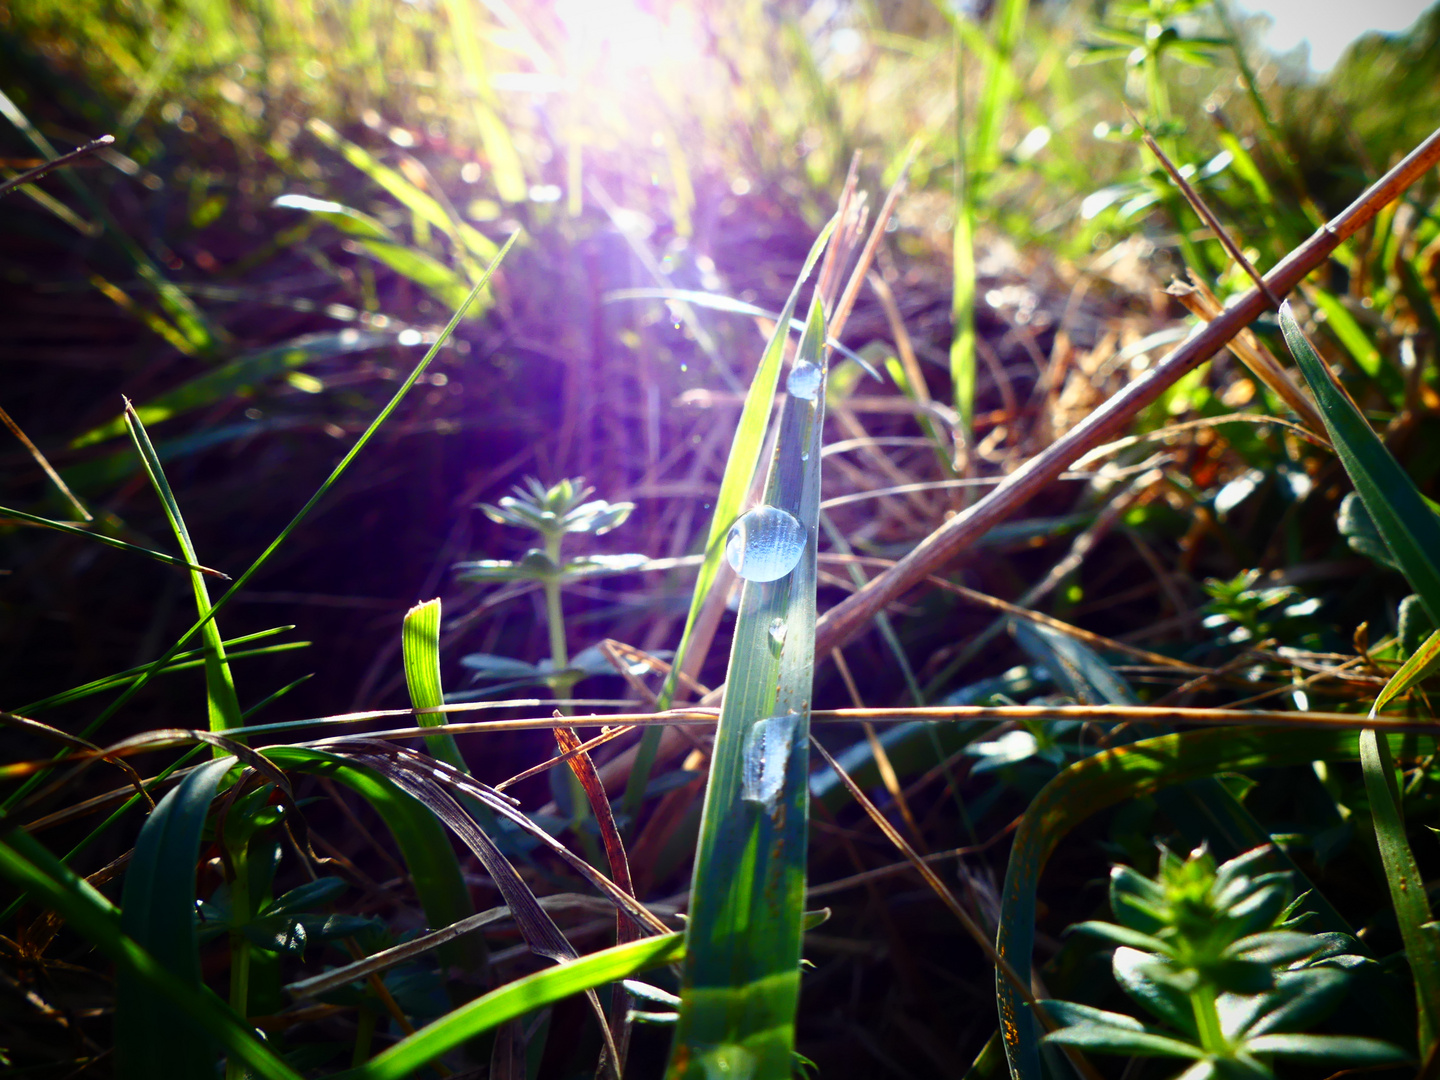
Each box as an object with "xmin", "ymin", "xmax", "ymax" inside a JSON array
[{"xmin": 811, "ymin": 124, "xmax": 1440, "ymax": 660}]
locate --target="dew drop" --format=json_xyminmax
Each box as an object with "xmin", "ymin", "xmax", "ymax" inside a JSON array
[
  {"xmin": 768, "ymin": 617, "xmax": 787, "ymax": 656},
  {"xmin": 725, "ymin": 505, "xmax": 805, "ymax": 582},
  {"xmin": 786, "ymin": 360, "xmax": 822, "ymax": 400}
]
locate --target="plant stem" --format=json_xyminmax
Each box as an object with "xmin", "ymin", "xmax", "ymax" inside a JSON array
[
  {"xmin": 541, "ymin": 531, "xmax": 596, "ymax": 855},
  {"xmin": 226, "ymin": 843, "xmax": 252, "ymax": 1080},
  {"xmin": 1190, "ymin": 985, "xmax": 1226, "ymax": 1055}
]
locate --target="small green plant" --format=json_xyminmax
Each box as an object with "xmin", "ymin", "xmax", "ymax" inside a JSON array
[
  {"xmin": 456, "ymin": 477, "xmax": 637, "ymax": 702},
  {"xmin": 1042, "ymin": 845, "xmax": 1405, "ymax": 1079}
]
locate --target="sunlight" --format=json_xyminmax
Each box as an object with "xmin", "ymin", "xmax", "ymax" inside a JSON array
[{"xmin": 554, "ymin": 0, "xmax": 701, "ymax": 85}]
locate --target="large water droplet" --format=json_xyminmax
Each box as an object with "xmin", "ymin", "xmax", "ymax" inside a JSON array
[
  {"xmin": 725, "ymin": 505, "xmax": 805, "ymax": 582},
  {"xmin": 742, "ymin": 712, "xmax": 800, "ymax": 812},
  {"xmin": 786, "ymin": 360, "xmax": 822, "ymax": 400},
  {"xmin": 768, "ymin": 617, "xmax": 787, "ymax": 656}
]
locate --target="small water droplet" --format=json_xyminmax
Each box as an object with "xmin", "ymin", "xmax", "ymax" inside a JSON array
[
  {"xmin": 725, "ymin": 505, "xmax": 805, "ymax": 582},
  {"xmin": 786, "ymin": 360, "xmax": 822, "ymax": 400},
  {"xmin": 768, "ymin": 617, "xmax": 787, "ymax": 656}
]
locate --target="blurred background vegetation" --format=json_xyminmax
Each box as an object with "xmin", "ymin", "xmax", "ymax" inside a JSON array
[{"xmin": 4, "ymin": 0, "xmax": 1440, "ymax": 1075}]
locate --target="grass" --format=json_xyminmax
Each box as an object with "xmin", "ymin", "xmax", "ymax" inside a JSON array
[{"xmin": 4, "ymin": 0, "xmax": 1440, "ymax": 1077}]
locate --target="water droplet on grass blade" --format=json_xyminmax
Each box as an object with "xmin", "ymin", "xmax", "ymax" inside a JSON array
[
  {"xmin": 725, "ymin": 505, "xmax": 805, "ymax": 582},
  {"xmin": 768, "ymin": 617, "xmax": 787, "ymax": 656},
  {"xmin": 742, "ymin": 712, "xmax": 800, "ymax": 812},
  {"xmin": 786, "ymin": 360, "xmax": 822, "ymax": 399}
]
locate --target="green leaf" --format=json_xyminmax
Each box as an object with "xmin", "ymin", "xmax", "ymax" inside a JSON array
[
  {"xmin": 667, "ymin": 297, "xmax": 830, "ymax": 1076},
  {"xmin": 1372, "ymin": 629, "xmax": 1440, "ymax": 715},
  {"xmin": 0, "ymin": 503, "xmax": 227, "ymax": 576},
  {"xmin": 1358, "ymin": 727, "xmax": 1440, "ymax": 1053},
  {"xmin": 403, "ymin": 598, "xmax": 467, "ymax": 771},
  {"xmin": 1281, "ymin": 301, "xmax": 1440, "ymax": 624},
  {"xmin": 272, "ymin": 193, "xmax": 394, "ymax": 239},
  {"xmin": 1071, "ymin": 921, "xmax": 1171, "ymax": 954},
  {"xmin": 1113, "ymin": 947, "xmax": 1196, "ymax": 1034},
  {"xmin": 117, "ymin": 757, "xmax": 237, "ymax": 1078},
  {"xmin": 338, "ymin": 933, "xmax": 684, "ymax": 1080},
  {"xmin": 125, "ymin": 404, "xmax": 244, "ymax": 738},
  {"xmin": 1243, "ymin": 1034, "xmax": 1408, "ymax": 1062},
  {"xmin": 1040, "ymin": 1001, "xmax": 1203, "ymax": 1058}
]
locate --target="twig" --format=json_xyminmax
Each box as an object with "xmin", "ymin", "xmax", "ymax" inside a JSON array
[
  {"xmin": 812, "ymin": 124, "xmax": 1440, "ymax": 660},
  {"xmin": 0, "ymin": 135, "xmax": 114, "ymax": 198}
]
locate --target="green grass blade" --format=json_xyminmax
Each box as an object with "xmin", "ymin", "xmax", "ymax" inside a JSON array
[
  {"xmin": 13, "ymin": 628, "xmax": 297, "ymax": 714},
  {"xmin": 1373, "ymin": 630, "xmax": 1440, "ymax": 715},
  {"xmin": 73, "ymin": 330, "xmax": 393, "ymax": 448},
  {"xmin": 125, "ymin": 403, "xmax": 243, "ymax": 737},
  {"xmin": 0, "ymin": 503, "xmax": 227, "ymax": 576},
  {"xmin": 1281, "ymin": 301, "xmax": 1440, "ymax": 623},
  {"xmin": 338, "ymin": 933, "xmax": 684, "ymax": 1080},
  {"xmin": 625, "ymin": 214, "xmax": 837, "ymax": 826},
  {"xmin": 262, "ymin": 746, "xmax": 480, "ymax": 974},
  {"xmin": 403, "ymin": 598, "xmax": 468, "ymax": 771},
  {"xmin": 0, "ymin": 826, "xmax": 300, "ymax": 1080},
  {"xmin": 116, "ymin": 756, "xmax": 237, "ymax": 1078},
  {"xmin": 667, "ymin": 297, "xmax": 829, "ymax": 1078},
  {"xmin": 1358, "ymin": 727, "xmax": 1440, "ymax": 1053},
  {"xmin": 994, "ymin": 727, "xmax": 1422, "ymax": 1080}
]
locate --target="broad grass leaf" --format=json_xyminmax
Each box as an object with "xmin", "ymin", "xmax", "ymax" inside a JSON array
[
  {"xmin": 1281, "ymin": 302, "xmax": 1440, "ymax": 624},
  {"xmin": 1358, "ymin": 728, "xmax": 1440, "ymax": 1053},
  {"xmin": 1371, "ymin": 629, "xmax": 1440, "ymax": 715},
  {"xmin": 623, "ymin": 213, "xmax": 837, "ymax": 823},
  {"xmin": 116, "ymin": 757, "xmax": 236, "ymax": 1079},
  {"xmin": 667, "ymin": 298, "xmax": 830, "ymax": 1076},
  {"xmin": 403, "ymin": 599, "xmax": 467, "ymax": 771}
]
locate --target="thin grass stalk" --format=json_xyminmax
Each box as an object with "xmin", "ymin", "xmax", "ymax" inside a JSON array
[{"xmin": 124, "ymin": 402, "xmax": 244, "ymax": 741}]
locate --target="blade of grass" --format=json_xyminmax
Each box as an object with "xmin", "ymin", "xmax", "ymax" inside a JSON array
[
  {"xmin": 125, "ymin": 402, "xmax": 243, "ymax": 740},
  {"xmin": 1281, "ymin": 301, "xmax": 1440, "ymax": 623},
  {"xmin": 1372, "ymin": 630, "xmax": 1440, "ymax": 714},
  {"xmin": 0, "ymin": 503, "xmax": 227, "ymax": 576},
  {"xmin": 1359, "ymin": 727, "xmax": 1440, "ymax": 1053},
  {"xmin": 403, "ymin": 598, "xmax": 468, "ymax": 772},
  {"xmin": 666, "ymin": 297, "xmax": 829, "ymax": 1077},
  {"xmin": 337, "ymin": 933, "xmax": 684, "ymax": 1080},
  {"xmin": 0, "ymin": 826, "xmax": 301, "ymax": 1080},
  {"xmin": 115, "ymin": 756, "xmax": 237, "ymax": 1079},
  {"xmin": 623, "ymin": 215, "xmax": 837, "ymax": 825},
  {"xmin": 12, "ymin": 628, "xmax": 296, "ymax": 714}
]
